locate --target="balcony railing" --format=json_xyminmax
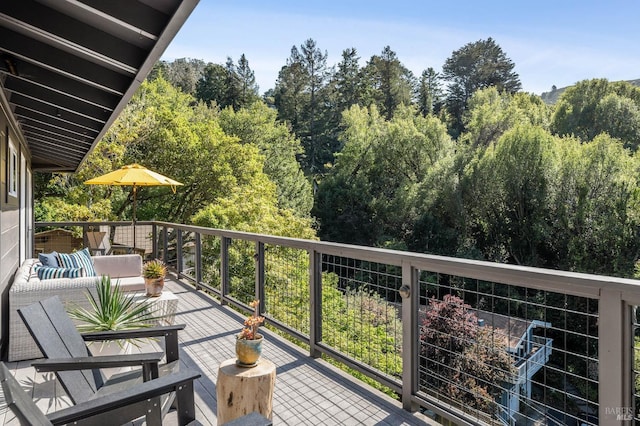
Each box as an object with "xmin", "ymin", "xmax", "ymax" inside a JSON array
[{"xmin": 34, "ymin": 221, "xmax": 640, "ymax": 426}]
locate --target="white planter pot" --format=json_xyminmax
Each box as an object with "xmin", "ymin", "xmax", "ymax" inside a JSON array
[{"xmin": 88, "ymin": 340, "xmax": 133, "ymax": 379}]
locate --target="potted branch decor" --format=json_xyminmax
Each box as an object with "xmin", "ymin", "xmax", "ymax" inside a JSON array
[
  {"xmin": 142, "ymin": 259, "xmax": 166, "ymax": 297},
  {"xmin": 236, "ymin": 300, "xmax": 265, "ymax": 367}
]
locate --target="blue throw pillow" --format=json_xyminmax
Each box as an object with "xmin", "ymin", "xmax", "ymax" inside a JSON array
[
  {"xmin": 57, "ymin": 248, "xmax": 96, "ymax": 277},
  {"xmin": 35, "ymin": 266, "xmax": 85, "ymax": 280},
  {"xmin": 38, "ymin": 252, "xmax": 59, "ymax": 267}
]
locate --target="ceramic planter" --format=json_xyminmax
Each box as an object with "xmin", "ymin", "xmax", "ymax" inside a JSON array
[
  {"xmin": 235, "ymin": 334, "xmax": 263, "ymax": 367},
  {"xmin": 144, "ymin": 277, "xmax": 164, "ymax": 297}
]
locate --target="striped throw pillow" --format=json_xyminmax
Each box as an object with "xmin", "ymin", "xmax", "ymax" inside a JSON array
[
  {"xmin": 35, "ymin": 266, "xmax": 85, "ymax": 280},
  {"xmin": 57, "ymin": 248, "xmax": 96, "ymax": 277}
]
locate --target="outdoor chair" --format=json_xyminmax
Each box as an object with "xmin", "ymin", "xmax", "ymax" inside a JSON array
[
  {"xmin": 86, "ymin": 230, "xmax": 144, "ymax": 256},
  {"xmin": 0, "ymin": 361, "xmax": 200, "ymax": 425},
  {"xmin": 17, "ymin": 296, "xmax": 189, "ymax": 421}
]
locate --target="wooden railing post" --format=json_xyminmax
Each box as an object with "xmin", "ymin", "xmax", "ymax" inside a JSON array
[
  {"xmin": 195, "ymin": 233, "xmax": 202, "ymax": 290},
  {"xmin": 255, "ymin": 242, "xmax": 265, "ymax": 311},
  {"xmin": 176, "ymin": 230, "xmax": 183, "ymax": 274},
  {"xmin": 400, "ymin": 261, "xmax": 419, "ymax": 412},
  {"xmin": 220, "ymin": 237, "xmax": 230, "ymax": 305},
  {"xmin": 309, "ymin": 249, "xmax": 322, "ymax": 358}
]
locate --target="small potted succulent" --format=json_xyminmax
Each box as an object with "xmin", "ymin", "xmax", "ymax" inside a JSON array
[
  {"xmin": 142, "ymin": 259, "xmax": 167, "ymax": 297},
  {"xmin": 235, "ymin": 300, "xmax": 265, "ymax": 367}
]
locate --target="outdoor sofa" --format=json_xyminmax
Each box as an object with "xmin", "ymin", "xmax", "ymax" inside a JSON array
[{"xmin": 8, "ymin": 252, "xmax": 145, "ymax": 361}]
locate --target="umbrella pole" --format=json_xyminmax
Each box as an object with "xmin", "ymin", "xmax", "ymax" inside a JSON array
[{"xmin": 132, "ymin": 185, "xmax": 137, "ymax": 249}]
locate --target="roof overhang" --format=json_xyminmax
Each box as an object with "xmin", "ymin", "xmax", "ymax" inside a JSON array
[{"xmin": 0, "ymin": 0, "xmax": 199, "ymax": 172}]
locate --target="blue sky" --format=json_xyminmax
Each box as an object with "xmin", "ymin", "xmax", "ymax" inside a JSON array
[{"xmin": 163, "ymin": 1, "xmax": 640, "ymax": 95}]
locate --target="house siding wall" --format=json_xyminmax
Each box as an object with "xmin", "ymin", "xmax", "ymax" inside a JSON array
[{"xmin": 0, "ymin": 93, "xmax": 30, "ymax": 358}]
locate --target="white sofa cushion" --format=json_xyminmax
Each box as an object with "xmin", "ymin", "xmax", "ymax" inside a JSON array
[{"xmin": 93, "ymin": 254, "xmax": 142, "ymax": 278}]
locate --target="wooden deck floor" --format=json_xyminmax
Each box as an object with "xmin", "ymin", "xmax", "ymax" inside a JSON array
[{"xmin": 4, "ymin": 277, "xmax": 440, "ymax": 425}]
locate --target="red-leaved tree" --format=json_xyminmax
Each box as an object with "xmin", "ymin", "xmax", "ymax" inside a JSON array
[{"xmin": 420, "ymin": 294, "xmax": 514, "ymax": 414}]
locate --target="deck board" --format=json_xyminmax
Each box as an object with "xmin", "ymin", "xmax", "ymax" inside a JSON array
[{"xmin": 5, "ymin": 277, "xmax": 440, "ymax": 425}]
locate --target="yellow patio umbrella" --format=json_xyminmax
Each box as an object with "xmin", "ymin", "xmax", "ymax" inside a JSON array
[{"xmin": 84, "ymin": 164, "xmax": 183, "ymax": 247}]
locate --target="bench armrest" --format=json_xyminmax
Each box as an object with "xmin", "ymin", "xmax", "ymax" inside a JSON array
[
  {"xmin": 32, "ymin": 352, "xmax": 164, "ymax": 381},
  {"xmin": 80, "ymin": 324, "xmax": 186, "ymax": 341},
  {"xmin": 46, "ymin": 369, "xmax": 202, "ymax": 426}
]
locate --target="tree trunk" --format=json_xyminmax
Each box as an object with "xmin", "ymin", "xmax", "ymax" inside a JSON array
[{"xmin": 216, "ymin": 358, "xmax": 275, "ymax": 424}]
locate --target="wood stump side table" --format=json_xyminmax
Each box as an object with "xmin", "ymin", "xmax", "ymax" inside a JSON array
[{"xmin": 216, "ymin": 358, "xmax": 276, "ymax": 425}]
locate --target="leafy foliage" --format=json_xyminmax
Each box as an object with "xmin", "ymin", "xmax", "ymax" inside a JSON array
[
  {"xmin": 196, "ymin": 55, "xmax": 260, "ymax": 109},
  {"xmin": 461, "ymin": 124, "xmax": 558, "ymax": 265},
  {"xmin": 462, "ymin": 87, "xmax": 550, "ymax": 147},
  {"xmin": 420, "ymin": 295, "xmax": 515, "ymax": 412},
  {"xmin": 150, "ymin": 58, "xmax": 207, "ymax": 96},
  {"xmin": 442, "ymin": 37, "xmax": 521, "ymax": 137},
  {"xmin": 314, "ymin": 104, "xmax": 455, "ymax": 248},
  {"xmin": 217, "ymin": 102, "xmax": 313, "ymax": 216},
  {"xmin": 552, "ymin": 79, "xmax": 640, "ymax": 147},
  {"xmin": 361, "ymin": 46, "xmax": 416, "ymax": 120},
  {"xmin": 549, "ymin": 133, "xmax": 640, "ymax": 275},
  {"xmin": 274, "ymin": 39, "xmax": 334, "ymax": 175},
  {"xmin": 88, "ymin": 77, "xmax": 283, "ymax": 225}
]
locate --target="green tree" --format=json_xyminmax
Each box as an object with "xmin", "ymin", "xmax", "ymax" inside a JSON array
[
  {"xmin": 150, "ymin": 58, "xmax": 206, "ymax": 96},
  {"xmin": 594, "ymin": 93, "xmax": 640, "ymax": 150},
  {"xmin": 442, "ymin": 38, "xmax": 521, "ymax": 137},
  {"xmin": 361, "ymin": 46, "xmax": 415, "ymax": 120},
  {"xmin": 195, "ymin": 63, "xmax": 227, "ymax": 106},
  {"xmin": 195, "ymin": 55, "xmax": 259, "ymax": 110},
  {"xmin": 274, "ymin": 39, "xmax": 331, "ymax": 175},
  {"xmin": 551, "ymin": 79, "xmax": 640, "ymax": 147},
  {"xmin": 314, "ymin": 105, "xmax": 454, "ymax": 248},
  {"xmin": 461, "ymin": 124, "xmax": 557, "ymax": 265},
  {"xmin": 236, "ymin": 54, "xmax": 260, "ymax": 107},
  {"xmin": 217, "ymin": 102, "xmax": 313, "ymax": 217},
  {"xmin": 314, "ymin": 105, "xmax": 382, "ymax": 245},
  {"xmin": 417, "ymin": 67, "xmax": 442, "ymax": 116},
  {"xmin": 274, "ymin": 47, "xmax": 308, "ymax": 135},
  {"xmin": 34, "ymin": 138, "xmax": 126, "ymax": 222},
  {"xmin": 550, "ymin": 133, "xmax": 640, "ymax": 276},
  {"xmin": 87, "ymin": 77, "xmax": 272, "ymax": 225},
  {"xmin": 332, "ymin": 47, "xmax": 365, "ymax": 111},
  {"xmin": 301, "ymin": 39, "xmax": 330, "ymax": 174},
  {"xmin": 192, "ymin": 179, "xmax": 315, "ymax": 239},
  {"xmin": 462, "ymin": 87, "xmax": 550, "ymax": 148},
  {"xmin": 222, "ymin": 57, "xmax": 242, "ymax": 109}
]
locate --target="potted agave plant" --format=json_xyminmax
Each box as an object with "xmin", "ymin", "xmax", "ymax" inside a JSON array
[
  {"xmin": 68, "ymin": 276, "xmax": 158, "ymax": 376},
  {"xmin": 236, "ymin": 300, "xmax": 265, "ymax": 367},
  {"xmin": 142, "ymin": 259, "xmax": 166, "ymax": 297}
]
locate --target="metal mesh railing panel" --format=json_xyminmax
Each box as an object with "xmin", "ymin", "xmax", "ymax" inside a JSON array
[
  {"xmin": 227, "ymin": 239, "xmax": 256, "ymax": 305},
  {"xmin": 263, "ymin": 244, "xmax": 310, "ymax": 336},
  {"xmin": 320, "ymin": 255, "xmax": 403, "ymax": 379},
  {"xmin": 418, "ymin": 272, "xmax": 598, "ymax": 425},
  {"xmin": 180, "ymin": 231, "xmax": 196, "ymax": 280},
  {"xmin": 200, "ymin": 234, "xmax": 222, "ymax": 292}
]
